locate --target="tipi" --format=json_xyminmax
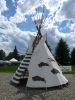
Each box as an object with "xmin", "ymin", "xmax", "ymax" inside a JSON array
[{"xmin": 11, "ymin": 7, "xmax": 68, "ymax": 88}]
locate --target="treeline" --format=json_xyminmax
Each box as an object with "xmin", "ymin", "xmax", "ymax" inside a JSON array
[
  {"xmin": 0, "ymin": 46, "xmax": 24, "ymax": 61},
  {"xmin": 0, "ymin": 39, "xmax": 75, "ymax": 65}
]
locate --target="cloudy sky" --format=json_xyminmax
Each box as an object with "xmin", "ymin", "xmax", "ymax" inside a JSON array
[{"xmin": 0, "ymin": 0, "xmax": 75, "ymax": 54}]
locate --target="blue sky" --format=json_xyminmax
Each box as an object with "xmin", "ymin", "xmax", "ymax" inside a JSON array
[
  {"xmin": 2, "ymin": 0, "xmax": 16, "ymax": 18},
  {"xmin": 0, "ymin": 0, "xmax": 75, "ymax": 54},
  {"xmin": 17, "ymin": 16, "xmax": 36, "ymax": 32}
]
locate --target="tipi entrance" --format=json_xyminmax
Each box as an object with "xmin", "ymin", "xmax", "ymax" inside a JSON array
[{"xmin": 20, "ymin": 68, "xmax": 29, "ymax": 86}]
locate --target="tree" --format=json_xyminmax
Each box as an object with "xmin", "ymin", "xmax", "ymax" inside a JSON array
[
  {"xmin": 6, "ymin": 52, "xmax": 13, "ymax": 60},
  {"xmin": 19, "ymin": 54, "xmax": 24, "ymax": 60},
  {"xmin": 55, "ymin": 38, "xmax": 70, "ymax": 65},
  {"xmin": 13, "ymin": 46, "xmax": 19, "ymax": 60},
  {"xmin": 70, "ymin": 48, "xmax": 75, "ymax": 65},
  {"xmin": 0, "ymin": 50, "xmax": 6, "ymax": 60},
  {"xmin": 6, "ymin": 46, "xmax": 20, "ymax": 60}
]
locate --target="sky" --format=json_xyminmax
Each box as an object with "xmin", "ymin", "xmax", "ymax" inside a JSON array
[{"xmin": 0, "ymin": 0, "xmax": 75, "ymax": 54}]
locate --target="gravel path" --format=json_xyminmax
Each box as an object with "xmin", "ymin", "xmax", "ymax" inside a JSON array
[{"xmin": 0, "ymin": 73, "xmax": 75, "ymax": 100}]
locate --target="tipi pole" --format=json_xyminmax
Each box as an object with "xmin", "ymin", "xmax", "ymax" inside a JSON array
[
  {"xmin": 41, "ymin": 66, "xmax": 47, "ymax": 99},
  {"xmin": 26, "ymin": 87, "xmax": 28, "ymax": 100},
  {"xmin": 26, "ymin": 87, "xmax": 30, "ymax": 100}
]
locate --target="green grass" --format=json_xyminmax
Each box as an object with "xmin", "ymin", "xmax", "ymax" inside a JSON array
[
  {"xmin": 0, "ymin": 65, "xmax": 18, "ymax": 73},
  {"xmin": 63, "ymin": 65, "xmax": 75, "ymax": 74},
  {"xmin": 0, "ymin": 65, "xmax": 75, "ymax": 74}
]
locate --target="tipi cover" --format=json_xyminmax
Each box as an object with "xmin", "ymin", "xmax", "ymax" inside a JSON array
[{"xmin": 11, "ymin": 36, "xmax": 68, "ymax": 88}]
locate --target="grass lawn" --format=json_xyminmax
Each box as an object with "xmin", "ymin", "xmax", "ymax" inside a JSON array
[
  {"xmin": 0, "ymin": 65, "xmax": 18, "ymax": 73},
  {"xmin": 0, "ymin": 65, "xmax": 75, "ymax": 74},
  {"xmin": 63, "ymin": 65, "xmax": 75, "ymax": 74}
]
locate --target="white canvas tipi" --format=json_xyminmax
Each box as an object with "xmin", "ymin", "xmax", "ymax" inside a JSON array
[
  {"xmin": 11, "ymin": 6, "xmax": 68, "ymax": 88},
  {"xmin": 11, "ymin": 35, "xmax": 68, "ymax": 88}
]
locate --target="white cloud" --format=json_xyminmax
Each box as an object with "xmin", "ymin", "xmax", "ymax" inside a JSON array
[
  {"xmin": 10, "ymin": 0, "xmax": 41, "ymax": 24},
  {"xmin": 1, "ymin": 0, "xmax": 75, "ymax": 54},
  {"xmin": 63, "ymin": 33, "xmax": 75, "ymax": 51},
  {"xmin": 0, "ymin": 0, "xmax": 8, "ymax": 13},
  {"xmin": 14, "ymin": 0, "xmax": 75, "ymax": 53},
  {"xmin": 11, "ymin": 0, "xmax": 65, "ymax": 29},
  {"xmin": 70, "ymin": 23, "xmax": 75, "ymax": 32},
  {"xmin": 0, "ymin": 14, "xmax": 34, "ymax": 54},
  {"xmin": 17, "ymin": 0, "xmax": 41, "ymax": 15},
  {"xmin": 0, "ymin": 0, "xmax": 39, "ymax": 54},
  {"xmin": 10, "ymin": 7, "xmax": 26, "ymax": 24},
  {"xmin": 61, "ymin": 0, "xmax": 75, "ymax": 19}
]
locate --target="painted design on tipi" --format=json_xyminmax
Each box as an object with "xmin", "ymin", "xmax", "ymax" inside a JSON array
[
  {"xmin": 51, "ymin": 68, "xmax": 60, "ymax": 74},
  {"xmin": 38, "ymin": 62, "xmax": 49, "ymax": 68},
  {"xmin": 32, "ymin": 76, "xmax": 46, "ymax": 83}
]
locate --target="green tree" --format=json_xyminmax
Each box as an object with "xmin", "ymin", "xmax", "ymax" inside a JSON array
[
  {"xmin": 6, "ymin": 46, "xmax": 20, "ymax": 60},
  {"xmin": 71, "ymin": 48, "xmax": 75, "ymax": 65},
  {"xmin": 6, "ymin": 52, "xmax": 13, "ymax": 60},
  {"xmin": 55, "ymin": 38, "xmax": 70, "ymax": 65},
  {"xmin": 0, "ymin": 50, "xmax": 6, "ymax": 60},
  {"xmin": 13, "ymin": 46, "xmax": 19, "ymax": 60}
]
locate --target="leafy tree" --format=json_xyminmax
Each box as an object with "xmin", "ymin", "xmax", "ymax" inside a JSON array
[
  {"xmin": 70, "ymin": 48, "xmax": 75, "ymax": 65},
  {"xmin": 6, "ymin": 52, "xmax": 13, "ymax": 60},
  {"xmin": 0, "ymin": 50, "xmax": 6, "ymax": 60},
  {"xmin": 19, "ymin": 54, "xmax": 24, "ymax": 60},
  {"xmin": 13, "ymin": 46, "xmax": 19, "ymax": 59},
  {"xmin": 55, "ymin": 38, "xmax": 70, "ymax": 65},
  {"xmin": 6, "ymin": 46, "xmax": 20, "ymax": 60},
  {"xmin": 6, "ymin": 46, "xmax": 24, "ymax": 61}
]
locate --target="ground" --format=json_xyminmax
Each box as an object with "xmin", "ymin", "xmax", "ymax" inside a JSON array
[{"xmin": 0, "ymin": 73, "xmax": 75, "ymax": 100}]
